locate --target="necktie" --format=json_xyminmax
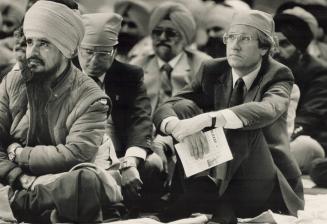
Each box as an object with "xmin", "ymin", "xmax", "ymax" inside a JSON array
[
  {"xmin": 158, "ymin": 63, "xmax": 173, "ymax": 105},
  {"xmin": 229, "ymin": 78, "xmax": 246, "ymax": 107}
]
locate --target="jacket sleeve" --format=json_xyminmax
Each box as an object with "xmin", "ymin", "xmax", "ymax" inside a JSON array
[
  {"xmin": 230, "ymin": 67, "xmax": 294, "ymax": 130},
  {"xmin": 16, "ymin": 100, "xmax": 109, "ymax": 176},
  {"xmin": 153, "ymin": 61, "xmax": 207, "ymax": 131},
  {"xmin": 124, "ymin": 68, "xmax": 153, "ymax": 151},
  {"xmin": 0, "ymin": 74, "xmax": 24, "ymax": 187}
]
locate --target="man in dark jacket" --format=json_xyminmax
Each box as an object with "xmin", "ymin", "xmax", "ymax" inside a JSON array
[
  {"xmin": 78, "ymin": 12, "xmax": 164, "ymax": 212},
  {"xmin": 273, "ymin": 13, "xmax": 327, "ymax": 173},
  {"xmin": 152, "ymin": 10, "xmax": 304, "ymax": 223},
  {"xmin": 0, "ymin": 1, "xmax": 123, "ymax": 223}
]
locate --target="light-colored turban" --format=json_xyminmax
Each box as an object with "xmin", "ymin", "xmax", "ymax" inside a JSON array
[
  {"xmin": 23, "ymin": 1, "xmax": 84, "ymax": 59},
  {"xmin": 230, "ymin": 10, "xmax": 276, "ymax": 46},
  {"xmin": 204, "ymin": 5, "xmax": 237, "ymax": 30},
  {"xmin": 81, "ymin": 13, "xmax": 123, "ymax": 47},
  {"xmin": 149, "ymin": 1, "xmax": 196, "ymax": 45},
  {"xmin": 114, "ymin": 0, "xmax": 152, "ymax": 36}
]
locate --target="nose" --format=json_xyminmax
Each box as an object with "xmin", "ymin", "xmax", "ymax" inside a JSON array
[
  {"xmin": 229, "ymin": 38, "xmax": 241, "ymax": 50},
  {"xmin": 26, "ymin": 43, "xmax": 40, "ymax": 57},
  {"xmin": 120, "ymin": 24, "xmax": 129, "ymax": 33}
]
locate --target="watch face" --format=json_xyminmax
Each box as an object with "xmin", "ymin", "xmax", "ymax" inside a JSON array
[{"xmin": 8, "ymin": 152, "xmax": 15, "ymax": 161}]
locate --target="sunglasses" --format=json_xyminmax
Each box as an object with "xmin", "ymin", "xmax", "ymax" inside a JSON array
[
  {"xmin": 121, "ymin": 20, "xmax": 137, "ymax": 29},
  {"xmin": 152, "ymin": 28, "xmax": 180, "ymax": 39}
]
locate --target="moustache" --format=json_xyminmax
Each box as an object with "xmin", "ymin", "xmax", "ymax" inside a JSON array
[
  {"xmin": 27, "ymin": 57, "xmax": 44, "ymax": 65},
  {"xmin": 156, "ymin": 42, "xmax": 171, "ymax": 48}
]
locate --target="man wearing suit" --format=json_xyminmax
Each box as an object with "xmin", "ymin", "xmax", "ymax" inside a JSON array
[
  {"xmin": 153, "ymin": 10, "xmax": 304, "ymax": 223},
  {"xmin": 78, "ymin": 13, "xmax": 164, "ymax": 211},
  {"xmin": 130, "ymin": 2, "xmax": 211, "ymax": 115}
]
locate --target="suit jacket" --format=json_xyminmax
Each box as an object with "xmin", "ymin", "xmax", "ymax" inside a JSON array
[
  {"xmin": 154, "ymin": 56, "xmax": 304, "ymax": 215},
  {"xmin": 293, "ymin": 54, "xmax": 327, "ymax": 152},
  {"xmin": 131, "ymin": 49, "xmax": 211, "ymax": 114},
  {"xmin": 104, "ymin": 60, "xmax": 153, "ymax": 157}
]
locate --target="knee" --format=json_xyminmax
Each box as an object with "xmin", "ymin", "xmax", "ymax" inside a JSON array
[
  {"xmin": 76, "ymin": 169, "xmax": 101, "ymax": 189},
  {"xmin": 172, "ymin": 99, "xmax": 203, "ymax": 119}
]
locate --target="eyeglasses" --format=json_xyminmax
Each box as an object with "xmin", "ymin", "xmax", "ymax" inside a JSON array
[
  {"xmin": 152, "ymin": 28, "xmax": 180, "ymax": 39},
  {"xmin": 223, "ymin": 33, "xmax": 257, "ymax": 44},
  {"xmin": 79, "ymin": 48, "xmax": 115, "ymax": 58}
]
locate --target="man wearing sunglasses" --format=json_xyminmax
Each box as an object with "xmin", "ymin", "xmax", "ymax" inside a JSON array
[
  {"xmin": 152, "ymin": 10, "xmax": 304, "ymax": 223},
  {"xmin": 78, "ymin": 12, "xmax": 165, "ymax": 214}
]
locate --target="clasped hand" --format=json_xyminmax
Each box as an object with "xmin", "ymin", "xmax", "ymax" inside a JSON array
[{"xmin": 166, "ymin": 114, "xmax": 210, "ymax": 159}]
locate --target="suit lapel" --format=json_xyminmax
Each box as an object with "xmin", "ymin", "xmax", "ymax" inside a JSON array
[{"xmin": 243, "ymin": 61, "xmax": 266, "ymax": 103}]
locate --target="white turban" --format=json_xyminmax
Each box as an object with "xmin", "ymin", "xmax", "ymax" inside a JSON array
[{"xmin": 23, "ymin": 1, "xmax": 85, "ymax": 59}]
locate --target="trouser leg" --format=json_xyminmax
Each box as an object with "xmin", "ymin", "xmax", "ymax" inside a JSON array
[
  {"xmin": 10, "ymin": 169, "xmax": 107, "ymax": 223},
  {"xmin": 310, "ymin": 158, "xmax": 327, "ymax": 187}
]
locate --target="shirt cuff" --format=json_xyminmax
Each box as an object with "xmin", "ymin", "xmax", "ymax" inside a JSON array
[
  {"xmin": 220, "ymin": 109, "xmax": 243, "ymax": 129},
  {"xmin": 160, "ymin": 116, "xmax": 179, "ymax": 134},
  {"xmin": 125, "ymin": 146, "xmax": 147, "ymax": 161}
]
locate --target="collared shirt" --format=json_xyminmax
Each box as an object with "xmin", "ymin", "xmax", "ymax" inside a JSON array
[
  {"xmin": 156, "ymin": 52, "xmax": 184, "ymax": 71},
  {"xmin": 219, "ymin": 63, "xmax": 262, "ymax": 129}
]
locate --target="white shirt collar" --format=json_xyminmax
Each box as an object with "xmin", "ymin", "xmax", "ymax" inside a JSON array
[
  {"xmin": 156, "ymin": 52, "xmax": 184, "ymax": 70},
  {"xmin": 231, "ymin": 63, "xmax": 262, "ymax": 90},
  {"xmin": 97, "ymin": 73, "xmax": 106, "ymax": 83}
]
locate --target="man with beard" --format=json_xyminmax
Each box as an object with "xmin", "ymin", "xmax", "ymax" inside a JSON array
[
  {"xmin": 78, "ymin": 12, "xmax": 164, "ymax": 215},
  {"xmin": 273, "ymin": 13, "xmax": 327, "ymax": 174},
  {"xmin": 0, "ymin": 1, "xmax": 123, "ymax": 223},
  {"xmin": 114, "ymin": 0, "xmax": 155, "ymax": 62},
  {"xmin": 199, "ymin": 4, "xmax": 236, "ymax": 58},
  {"xmin": 131, "ymin": 2, "xmax": 211, "ymax": 115},
  {"xmin": 152, "ymin": 10, "xmax": 304, "ymax": 223}
]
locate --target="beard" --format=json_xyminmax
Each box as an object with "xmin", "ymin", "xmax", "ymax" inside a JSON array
[
  {"xmin": 27, "ymin": 57, "xmax": 61, "ymax": 83},
  {"xmin": 200, "ymin": 37, "xmax": 226, "ymax": 58},
  {"xmin": 273, "ymin": 50, "xmax": 302, "ymax": 72},
  {"xmin": 117, "ymin": 32, "xmax": 142, "ymax": 56}
]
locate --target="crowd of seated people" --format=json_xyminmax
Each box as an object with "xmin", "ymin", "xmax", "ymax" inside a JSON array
[{"xmin": 0, "ymin": 0, "xmax": 327, "ymax": 223}]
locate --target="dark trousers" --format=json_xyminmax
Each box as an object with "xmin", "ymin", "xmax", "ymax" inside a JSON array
[
  {"xmin": 158, "ymin": 99, "xmax": 286, "ymax": 223},
  {"xmin": 10, "ymin": 169, "xmax": 111, "ymax": 223}
]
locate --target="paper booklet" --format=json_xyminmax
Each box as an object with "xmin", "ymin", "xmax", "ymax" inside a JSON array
[{"xmin": 175, "ymin": 127, "xmax": 233, "ymax": 177}]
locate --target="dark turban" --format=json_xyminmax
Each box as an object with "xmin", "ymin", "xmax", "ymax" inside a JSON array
[
  {"xmin": 149, "ymin": 1, "xmax": 196, "ymax": 45},
  {"xmin": 274, "ymin": 13, "xmax": 313, "ymax": 53}
]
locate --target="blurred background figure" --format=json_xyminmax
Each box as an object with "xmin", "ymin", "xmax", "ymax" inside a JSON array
[
  {"xmin": 114, "ymin": 0, "xmax": 156, "ymax": 62},
  {"xmin": 199, "ymin": 4, "xmax": 237, "ymax": 58},
  {"xmin": 274, "ymin": 12, "xmax": 327, "ymax": 174},
  {"xmin": 276, "ymin": 1, "xmax": 327, "ymax": 62},
  {"xmin": 131, "ymin": 1, "xmax": 211, "ymax": 115},
  {"xmin": 0, "ymin": 0, "xmax": 27, "ymax": 79}
]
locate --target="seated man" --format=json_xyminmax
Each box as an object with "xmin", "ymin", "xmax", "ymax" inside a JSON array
[
  {"xmin": 131, "ymin": 2, "xmax": 211, "ymax": 115},
  {"xmin": 77, "ymin": 12, "xmax": 164, "ymax": 213},
  {"xmin": 0, "ymin": 1, "xmax": 122, "ymax": 223},
  {"xmin": 273, "ymin": 13, "xmax": 327, "ymax": 173},
  {"xmin": 153, "ymin": 10, "xmax": 304, "ymax": 223}
]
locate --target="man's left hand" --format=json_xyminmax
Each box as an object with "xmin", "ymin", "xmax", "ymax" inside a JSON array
[{"xmin": 171, "ymin": 113, "xmax": 211, "ymax": 142}]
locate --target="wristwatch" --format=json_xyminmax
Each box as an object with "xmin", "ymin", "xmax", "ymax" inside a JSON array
[
  {"xmin": 119, "ymin": 159, "xmax": 137, "ymax": 171},
  {"xmin": 208, "ymin": 112, "xmax": 217, "ymax": 129},
  {"xmin": 8, "ymin": 144, "xmax": 21, "ymax": 162}
]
